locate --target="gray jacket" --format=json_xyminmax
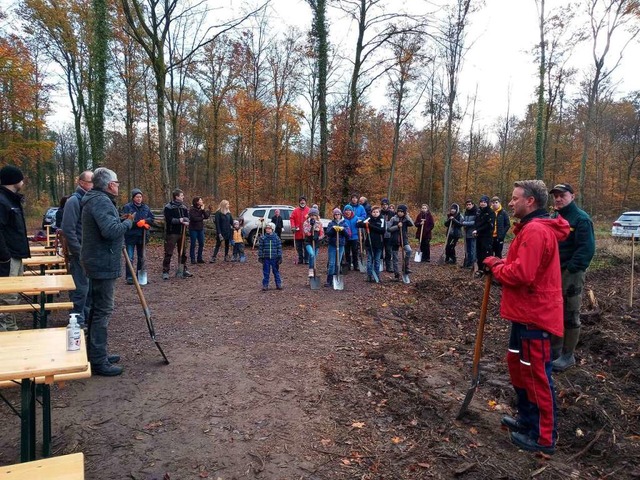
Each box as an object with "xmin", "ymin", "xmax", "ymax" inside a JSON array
[
  {"xmin": 80, "ymin": 188, "xmax": 132, "ymax": 279},
  {"xmin": 61, "ymin": 186, "xmax": 88, "ymax": 257}
]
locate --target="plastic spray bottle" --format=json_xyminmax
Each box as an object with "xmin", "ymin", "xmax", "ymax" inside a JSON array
[{"xmin": 66, "ymin": 313, "xmax": 81, "ymax": 351}]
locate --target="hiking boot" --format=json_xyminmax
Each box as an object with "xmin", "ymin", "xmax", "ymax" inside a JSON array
[
  {"xmin": 552, "ymin": 353, "xmax": 576, "ymax": 372},
  {"xmin": 394, "ymin": 273, "xmax": 400, "ymax": 282},
  {"xmin": 367, "ymin": 275, "xmax": 374, "ymax": 283},
  {"xmin": 276, "ymin": 285, "xmax": 283, "ymax": 290},
  {"xmin": 510, "ymin": 431, "xmax": 555, "ymax": 454},
  {"xmin": 190, "ymin": 259, "xmax": 196, "ymax": 265},
  {"xmin": 92, "ymin": 363, "xmax": 123, "ymax": 377},
  {"xmin": 126, "ymin": 278, "xmax": 134, "ymax": 285},
  {"xmin": 162, "ymin": 272, "xmax": 169, "ymax": 280},
  {"xmin": 107, "ymin": 354, "xmax": 121, "ymax": 364},
  {"xmin": 262, "ymin": 286, "xmax": 268, "ymax": 291},
  {"xmin": 197, "ymin": 258, "xmax": 205, "ymax": 264},
  {"xmin": 182, "ymin": 270, "xmax": 193, "ymax": 278},
  {"xmin": 501, "ymin": 415, "xmax": 529, "ymax": 433}
]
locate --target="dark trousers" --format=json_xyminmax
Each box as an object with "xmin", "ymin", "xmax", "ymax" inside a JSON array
[
  {"xmin": 232, "ymin": 242, "xmax": 245, "ymax": 259},
  {"xmin": 383, "ymin": 238, "xmax": 393, "ymax": 270},
  {"xmin": 163, "ymin": 233, "xmax": 187, "ymax": 273},
  {"xmin": 507, "ymin": 322, "xmax": 557, "ymax": 447},
  {"xmin": 189, "ymin": 229, "xmax": 205, "ymax": 262},
  {"xmin": 295, "ymin": 238, "xmax": 308, "ymax": 263},
  {"xmin": 476, "ymin": 236, "xmax": 492, "ymax": 270},
  {"xmin": 87, "ymin": 278, "xmax": 116, "ymax": 367},
  {"xmin": 125, "ymin": 243, "xmax": 144, "ymax": 280},
  {"xmin": 262, "ymin": 258, "xmax": 281, "ymax": 287},
  {"xmin": 418, "ymin": 236, "xmax": 431, "ymax": 261},
  {"xmin": 445, "ymin": 236, "xmax": 459, "ymax": 263},
  {"xmin": 212, "ymin": 236, "xmax": 230, "ymax": 259},
  {"xmin": 68, "ymin": 255, "xmax": 91, "ymax": 324},
  {"xmin": 344, "ymin": 239, "xmax": 359, "ymax": 268},
  {"xmin": 492, "ymin": 237, "xmax": 505, "ymax": 258}
]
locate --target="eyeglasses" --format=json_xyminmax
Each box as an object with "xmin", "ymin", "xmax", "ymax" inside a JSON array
[{"xmin": 110, "ymin": 180, "xmax": 120, "ymax": 185}]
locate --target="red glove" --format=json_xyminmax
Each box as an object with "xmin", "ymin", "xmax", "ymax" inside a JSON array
[
  {"xmin": 483, "ymin": 256, "xmax": 503, "ymax": 270},
  {"xmin": 143, "ymin": 223, "xmax": 150, "ymax": 229},
  {"xmin": 136, "ymin": 219, "xmax": 147, "ymax": 228}
]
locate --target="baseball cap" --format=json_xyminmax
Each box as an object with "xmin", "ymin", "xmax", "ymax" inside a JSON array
[{"xmin": 549, "ymin": 183, "xmax": 574, "ymax": 194}]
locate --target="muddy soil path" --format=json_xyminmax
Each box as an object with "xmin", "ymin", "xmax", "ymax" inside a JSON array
[{"xmin": 1, "ymin": 241, "xmax": 639, "ymax": 479}]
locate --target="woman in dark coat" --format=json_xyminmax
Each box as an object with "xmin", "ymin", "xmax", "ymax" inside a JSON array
[
  {"xmin": 414, "ymin": 204, "xmax": 435, "ymax": 262},
  {"xmin": 211, "ymin": 199, "xmax": 233, "ymax": 262}
]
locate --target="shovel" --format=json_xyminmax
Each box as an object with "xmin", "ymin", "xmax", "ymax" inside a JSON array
[
  {"xmin": 439, "ymin": 223, "xmax": 452, "ymax": 265},
  {"xmin": 310, "ymin": 238, "xmax": 321, "ymax": 290},
  {"xmin": 456, "ymin": 273, "xmax": 492, "ymax": 419},
  {"xmin": 399, "ymin": 227, "xmax": 410, "ymax": 284},
  {"xmin": 176, "ymin": 224, "xmax": 187, "ymax": 277},
  {"xmin": 138, "ymin": 228, "xmax": 148, "ymax": 285},
  {"xmin": 358, "ymin": 230, "xmax": 367, "ymax": 273},
  {"xmin": 332, "ymin": 231, "xmax": 344, "ymax": 290},
  {"xmin": 123, "ymin": 246, "xmax": 170, "ymax": 364},
  {"xmin": 414, "ymin": 218, "xmax": 424, "ymax": 262}
]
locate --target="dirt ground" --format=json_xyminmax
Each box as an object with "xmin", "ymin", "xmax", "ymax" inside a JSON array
[{"xmin": 1, "ymin": 239, "xmax": 639, "ymax": 479}]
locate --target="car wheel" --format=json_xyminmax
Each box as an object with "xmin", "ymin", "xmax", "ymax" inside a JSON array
[{"xmin": 247, "ymin": 229, "xmax": 257, "ymax": 246}]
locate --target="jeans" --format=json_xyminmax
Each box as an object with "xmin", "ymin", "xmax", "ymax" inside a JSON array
[
  {"xmin": 367, "ymin": 247, "xmax": 382, "ymax": 277},
  {"xmin": 305, "ymin": 244, "xmax": 319, "ymax": 269},
  {"xmin": 189, "ymin": 229, "xmax": 205, "ymax": 261},
  {"xmin": 464, "ymin": 237, "xmax": 476, "ymax": 267},
  {"xmin": 327, "ymin": 244, "xmax": 344, "ymax": 275},
  {"xmin": 68, "ymin": 255, "xmax": 91, "ymax": 325},
  {"xmin": 262, "ymin": 258, "xmax": 281, "ymax": 287},
  {"xmin": 87, "ymin": 278, "xmax": 116, "ymax": 367},
  {"xmin": 125, "ymin": 243, "xmax": 144, "ymax": 280}
]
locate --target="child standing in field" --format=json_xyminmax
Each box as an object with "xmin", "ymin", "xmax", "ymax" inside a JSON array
[
  {"xmin": 357, "ymin": 205, "xmax": 385, "ymax": 282},
  {"xmin": 231, "ymin": 220, "xmax": 246, "ymax": 262},
  {"xmin": 388, "ymin": 204, "xmax": 415, "ymax": 280},
  {"xmin": 303, "ymin": 208, "xmax": 325, "ymax": 279},
  {"xmin": 258, "ymin": 222, "xmax": 283, "ymax": 290},
  {"xmin": 414, "ymin": 204, "xmax": 435, "ymax": 262}
]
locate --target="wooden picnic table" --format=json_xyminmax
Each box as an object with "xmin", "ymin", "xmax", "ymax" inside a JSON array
[
  {"xmin": 22, "ymin": 256, "xmax": 67, "ymax": 275},
  {"xmin": 28, "ymin": 246, "xmax": 56, "ymax": 256},
  {"xmin": 0, "ymin": 452, "xmax": 84, "ymax": 479},
  {"xmin": 0, "ymin": 276, "xmax": 75, "ymax": 328},
  {"xmin": 0, "ymin": 329, "xmax": 89, "ymax": 462}
]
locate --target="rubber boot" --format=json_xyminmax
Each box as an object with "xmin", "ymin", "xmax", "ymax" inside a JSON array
[
  {"xmin": 550, "ymin": 335, "xmax": 563, "ymax": 361},
  {"xmin": 552, "ymin": 327, "xmax": 580, "ymax": 372}
]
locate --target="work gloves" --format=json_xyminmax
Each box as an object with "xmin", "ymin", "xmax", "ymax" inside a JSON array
[
  {"xmin": 483, "ymin": 256, "xmax": 504, "ymax": 271},
  {"xmin": 136, "ymin": 219, "xmax": 151, "ymax": 229}
]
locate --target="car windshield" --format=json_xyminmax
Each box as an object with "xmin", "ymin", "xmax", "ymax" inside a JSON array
[{"xmin": 618, "ymin": 214, "xmax": 640, "ymax": 223}]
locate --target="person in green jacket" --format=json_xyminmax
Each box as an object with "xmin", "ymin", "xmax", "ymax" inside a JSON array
[{"xmin": 549, "ymin": 183, "xmax": 595, "ymax": 372}]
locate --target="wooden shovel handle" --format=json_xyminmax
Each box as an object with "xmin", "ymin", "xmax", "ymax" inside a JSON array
[{"xmin": 471, "ymin": 273, "xmax": 492, "ymax": 379}]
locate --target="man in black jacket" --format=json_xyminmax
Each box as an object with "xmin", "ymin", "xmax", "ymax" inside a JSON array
[
  {"xmin": 0, "ymin": 166, "xmax": 29, "ymax": 331},
  {"xmin": 81, "ymin": 167, "xmax": 133, "ymax": 376},
  {"xmin": 163, "ymin": 189, "xmax": 192, "ymax": 279}
]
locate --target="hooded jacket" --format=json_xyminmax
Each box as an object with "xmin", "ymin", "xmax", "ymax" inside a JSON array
[
  {"xmin": 80, "ymin": 188, "xmax": 132, "ymax": 279},
  {"xmin": 474, "ymin": 204, "xmax": 496, "ymax": 239},
  {"xmin": 388, "ymin": 213, "xmax": 415, "ymax": 247},
  {"xmin": 444, "ymin": 203, "xmax": 463, "ymax": 239},
  {"xmin": 343, "ymin": 205, "xmax": 360, "ymax": 240},
  {"xmin": 357, "ymin": 215, "xmax": 384, "ymax": 250},
  {"xmin": 489, "ymin": 210, "xmax": 570, "ymax": 337},
  {"xmin": 462, "ymin": 204, "xmax": 478, "ymax": 238},
  {"xmin": 258, "ymin": 231, "xmax": 282, "ymax": 260},
  {"xmin": 0, "ymin": 186, "xmax": 29, "ymax": 261},
  {"xmin": 60, "ymin": 185, "xmax": 89, "ymax": 257}
]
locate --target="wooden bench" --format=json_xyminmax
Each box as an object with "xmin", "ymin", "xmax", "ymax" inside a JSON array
[
  {"xmin": 0, "ymin": 452, "xmax": 84, "ymax": 479},
  {"xmin": 0, "ymin": 302, "xmax": 74, "ymax": 314},
  {"xmin": 23, "ymin": 269, "xmax": 68, "ymax": 276}
]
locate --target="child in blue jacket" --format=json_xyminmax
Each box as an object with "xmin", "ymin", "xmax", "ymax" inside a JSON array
[
  {"xmin": 342, "ymin": 204, "xmax": 360, "ymax": 270},
  {"xmin": 258, "ymin": 222, "xmax": 283, "ymax": 290},
  {"xmin": 325, "ymin": 208, "xmax": 350, "ymax": 287}
]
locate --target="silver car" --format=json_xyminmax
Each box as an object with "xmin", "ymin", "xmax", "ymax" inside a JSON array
[
  {"xmin": 239, "ymin": 205, "xmax": 330, "ymax": 245},
  {"xmin": 611, "ymin": 211, "xmax": 640, "ymax": 239}
]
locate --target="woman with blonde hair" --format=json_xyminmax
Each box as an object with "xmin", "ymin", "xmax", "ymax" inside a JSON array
[{"xmin": 210, "ymin": 199, "xmax": 233, "ymax": 262}]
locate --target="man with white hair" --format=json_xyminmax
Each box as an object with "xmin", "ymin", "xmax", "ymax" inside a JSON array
[{"xmin": 81, "ymin": 167, "xmax": 133, "ymax": 376}]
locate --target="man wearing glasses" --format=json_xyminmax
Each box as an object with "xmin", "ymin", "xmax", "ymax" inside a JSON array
[
  {"xmin": 81, "ymin": 168, "xmax": 133, "ymax": 376},
  {"xmin": 61, "ymin": 170, "xmax": 94, "ymax": 328}
]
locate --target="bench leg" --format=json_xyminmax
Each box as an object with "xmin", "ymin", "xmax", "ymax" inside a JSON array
[
  {"xmin": 42, "ymin": 384, "xmax": 51, "ymax": 457},
  {"xmin": 20, "ymin": 378, "xmax": 36, "ymax": 462}
]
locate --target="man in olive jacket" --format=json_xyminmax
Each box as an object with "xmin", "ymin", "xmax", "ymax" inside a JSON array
[
  {"xmin": 549, "ymin": 183, "xmax": 595, "ymax": 372},
  {"xmin": 81, "ymin": 168, "xmax": 133, "ymax": 376}
]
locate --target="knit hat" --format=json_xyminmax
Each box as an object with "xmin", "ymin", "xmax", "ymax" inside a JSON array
[
  {"xmin": 131, "ymin": 188, "xmax": 143, "ymax": 199},
  {"xmin": 381, "ymin": 198, "xmax": 389, "ymax": 205},
  {"xmin": 343, "ymin": 204, "xmax": 353, "ymax": 211},
  {"xmin": 397, "ymin": 204, "xmax": 407, "ymax": 213},
  {"xmin": 549, "ymin": 183, "xmax": 574, "ymax": 194},
  {"xmin": 332, "ymin": 208, "xmax": 342, "ymax": 215},
  {"xmin": 479, "ymin": 195, "xmax": 490, "ymax": 204},
  {"xmin": 0, "ymin": 165, "xmax": 24, "ymax": 186},
  {"xmin": 233, "ymin": 220, "xmax": 240, "ymax": 227},
  {"xmin": 265, "ymin": 222, "xmax": 275, "ymax": 231},
  {"xmin": 308, "ymin": 208, "xmax": 320, "ymax": 216}
]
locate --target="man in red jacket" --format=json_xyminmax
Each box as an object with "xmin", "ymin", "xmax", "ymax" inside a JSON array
[
  {"xmin": 290, "ymin": 196, "xmax": 310, "ymax": 264},
  {"xmin": 483, "ymin": 180, "xmax": 569, "ymax": 454}
]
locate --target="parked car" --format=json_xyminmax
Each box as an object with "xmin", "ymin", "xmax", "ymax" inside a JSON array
[
  {"xmin": 42, "ymin": 207, "xmax": 59, "ymax": 230},
  {"xmin": 612, "ymin": 211, "xmax": 640, "ymax": 239},
  {"xmin": 239, "ymin": 205, "xmax": 330, "ymax": 245}
]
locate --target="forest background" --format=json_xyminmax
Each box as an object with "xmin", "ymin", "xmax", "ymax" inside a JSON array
[{"xmin": 1, "ymin": 0, "xmax": 640, "ymax": 218}]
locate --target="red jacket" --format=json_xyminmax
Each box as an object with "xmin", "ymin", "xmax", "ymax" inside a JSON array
[
  {"xmin": 490, "ymin": 214, "xmax": 569, "ymax": 337},
  {"xmin": 290, "ymin": 205, "xmax": 309, "ymax": 240}
]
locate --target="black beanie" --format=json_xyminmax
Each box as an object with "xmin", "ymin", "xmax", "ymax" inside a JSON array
[{"xmin": 0, "ymin": 165, "xmax": 24, "ymax": 186}]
